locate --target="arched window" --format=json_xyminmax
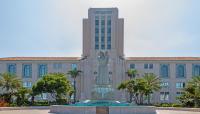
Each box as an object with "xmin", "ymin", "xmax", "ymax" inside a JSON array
[
  {"xmin": 7, "ymin": 64, "xmax": 16, "ymax": 75},
  {"xmin": 193, "ymin": 64, "xmax": 200, "ymax": 76},
  {"xmin": 23, "ymin": 64, "xmax": 32, "ymax": 78},
  {"xmin": 176, "ymin": 64, "xmax": 186, "ymax": 78},
  {"xmin": 160, "ymin": 64, "xmax": 169, "ymax": 78},
  {"xmin": 38, "ymin": 64, "xmax": 47, "ymax": 77}
]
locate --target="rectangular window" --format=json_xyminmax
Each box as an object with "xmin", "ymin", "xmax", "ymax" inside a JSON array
[
  {"xmin": 22, "ymin": 64, "xmax": 32, "ymax": 78},
  {"xmin": 101, "ymin": 44, "xmax": 105, "ymax": 50},
  {"xmin": 130, "ymin": 64, "xmax": 135, "ymax": 69},
  {"xmin": 38, "ymin": 64, "xmax": 47, "ymax": 77},
  {"xmin": 23, "ymin": 81, "xmax": 32, "ymax": 88},
  {"xmin": 71, "ymin": 64, "xmax": 77, "ymax": 70},
  {"xmin": 107, "ymin": 28, "xmax": 111, "ymax": 33},
  {"xmin": 160, "ymin": 92, "xmax": 169, "ymax": 101},
  {"xmin": 144, "ymin": 64, "xmax": 148, "ymax": 69},
  {"xmin": 95, "ymin": 28, "xmax": 99, "ymax": 33},
  {"xmin": 149, "ymin": 64, "xmax": 153, "ymax": 69},
  {"xmin": 107, "ymin": 45, "xmax": 111, "ymax": 49},
  {"xmin": 176, "ymin": 92, "xmax": 184, "ymax": 97},
  {"xmin": 95, "ymin": 45, "xmax": 99, "ymax": 49},
  {"xmin": 101, "ymin": 36, "xmax": 105, "ymax": 42},
  {"xmin": 7, "ymin": 64, "xmax": 16, "ymax": 75},
  {"xmin": 176, "ymin": 82, "xmax": 185, "ymax": 89},
  {"xmin": 95, "ymin": 20, "xmax": 99, "ymax": 26}
]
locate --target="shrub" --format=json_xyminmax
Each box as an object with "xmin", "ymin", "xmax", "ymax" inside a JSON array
[
  {"xmin": 0, "ymin": 100, "xmax": 9, "ymax": 107},
  {"xmin": 32, "ymin": 101, "xmax": 50, "ymax": 106},
  {"xmin": 161, "ymin": 103, "xmax": 171, "ymax": 107},
  {"xmin": 172, "ymin": 103, "xmax": 182, "ymax": 107}
]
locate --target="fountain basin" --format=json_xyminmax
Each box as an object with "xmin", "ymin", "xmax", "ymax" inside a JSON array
[{"xmin": 50, "ymin": 100, "xmax": 156, "ymax": 114}]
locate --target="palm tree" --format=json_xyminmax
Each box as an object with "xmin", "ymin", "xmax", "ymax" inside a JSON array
[
  {"xmin": 118, "ymin": 80, "xmax": 135, "ymax": 103},
  {"xmin": 143, "ymin": 73, "xmax": 160, "ymax": 104},
  {"xmin": 67, "ymin": 69, "xmax": 82, "ymax": 103},
  {"xmin": 126, "ymin": 69, "xmax": 138, "ymax": 79},
  {"xmin": 0, "ymin": 73, "xmax": 21, "ymax": 103},
  {"xmin": 118, "ymin": 78, "xmax": 146, "ymax": 104}
]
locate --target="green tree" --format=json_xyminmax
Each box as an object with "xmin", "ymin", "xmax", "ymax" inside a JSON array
[
  {"xmin": 33, "ymin": 73, "xmax": 73, "ymax": 104},
  {"xmin": 118, "ymin": 80, "xmax": 135, "ymax": 103},
  {"xmin": 15, "ymin": 87, "xmax": 30, "ymax": 106},
  {"xmin": 67, "ymin": 69, "xmax": 81, "ymax": 103},
  {"xmin": 143, "ymin": 73, "xmax": 160, "ymax": 104},
  {"xmin": 178, "ymin": 76, "xmax": 200, "ymax": 107},
  {"xmin": 30, "ymin": 85, "xmax": 41, "ymax": 105},
  {"xmin": 126, "ymin": 69, "xmax": 138, "ymax": 79},
  {"xmin": 0, "ymin": 73, "xmax": 21, "ymax": 103},
  {"xmin": 118, "ymin": 78, "xmax": 146, "ymax": 104},
  {"xmin": 118, "ymin": 74, "xmax": 160, "ymax": 105}
]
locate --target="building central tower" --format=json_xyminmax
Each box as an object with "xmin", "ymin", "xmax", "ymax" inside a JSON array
[{"xmin": 80, "ymin": 8, "xmax": 125, "ymax": 100}]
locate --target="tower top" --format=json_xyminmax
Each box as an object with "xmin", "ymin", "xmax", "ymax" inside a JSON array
[{"xmin": 88, "ymin": 8, "xmax": 118, "ymax": 17}]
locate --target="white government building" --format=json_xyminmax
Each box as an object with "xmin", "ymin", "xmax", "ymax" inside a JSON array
[{"xmin": 0, "ymin": 8, "xmax": 200, "ymax": 103}]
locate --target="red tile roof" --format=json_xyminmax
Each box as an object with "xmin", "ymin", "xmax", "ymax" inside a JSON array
[
  {"xmin": 0, "ymin": 57, "xmax": 81, "ymax": 61},
  {"xmin": 126, "ymin": 57, "xmax": 200, "ymax": 61},
  {"xmin": 0, "ymin": 57, "xmax": 199, "ymax": 61}
]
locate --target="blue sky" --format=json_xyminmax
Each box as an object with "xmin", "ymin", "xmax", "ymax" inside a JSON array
[{"xmin": 0, "ymin": 0, "xmax": 200, "ymax": 57}]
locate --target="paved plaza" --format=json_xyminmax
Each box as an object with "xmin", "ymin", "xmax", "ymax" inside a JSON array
[{"xmin": 0, "ymin": 109, "xmax": 200, "ymax": 114}]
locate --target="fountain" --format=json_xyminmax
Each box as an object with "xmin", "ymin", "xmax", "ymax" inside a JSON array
[{"xmin": 50, "ymin": 51, "xmax": 156, "ymax": 114}]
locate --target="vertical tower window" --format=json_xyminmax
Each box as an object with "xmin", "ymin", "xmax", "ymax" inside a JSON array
[
  {"xmin": 7, "ymin": 64, "xmax": 16, "ymax": 75},
  {"xmin": 95, "ymin": 16, "xmax": 99, "ymax": 50},
  {"xmin": 23, "ymin": 64, "xmax": 32, "ymax": 78},
  {"xmin": 101, "ymin": 16, "xmax": 105, "ymax": 50},
  {"xmin": 38, "ymin": 64, "xmax": 47, "ymax": 77},
  {"xmin": 107, "ymin": 16, "xmax": 111, "ymax": 49}
]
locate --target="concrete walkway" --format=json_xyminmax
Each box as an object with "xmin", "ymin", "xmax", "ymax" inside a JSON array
[
  {"xmin": 156, "ymin": 110, "xmax": 200, "ymax": 114},
  {"xmin": 0, "ymin": 110, "xmax": 200, "ymax": 114}
]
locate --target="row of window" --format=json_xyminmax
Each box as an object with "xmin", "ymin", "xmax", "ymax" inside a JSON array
[
  {"xmin": 7, "ymin": 63, "xmax": 77, "ymax": 77},
  {"xmin": 130, "ymin": 64, "xmax": 200, "ymax": 78},
  {"xmin": 160, "ymin": 92, "xmax": 184, "ymax": 101},
  {"xmin": 95, "ymin": 16, "xmax": 112, "ymax": 50},
  {"xmin": 160, "ymin": 82, "xmax": 185, "ymax": 88}
]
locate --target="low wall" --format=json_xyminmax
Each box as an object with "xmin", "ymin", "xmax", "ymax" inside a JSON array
[
  {"xmin": 0, "ymin": 106, "xmax": 50, "ymax": 111},
  {"xmin": 109, "ymin": 106, "xmax": 156, "ymax": 114},
  {"xmin": 50, "ymin": 105, "xmax": 96, "ymax": 114},
  {"xmin": 50, "ymin": 105, "xmax": 156, "ymax": 114}
]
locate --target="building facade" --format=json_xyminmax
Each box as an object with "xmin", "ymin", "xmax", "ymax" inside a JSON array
[{"xmin": 0, "ymin": 8, "xmax": 200, "ymax": 103}]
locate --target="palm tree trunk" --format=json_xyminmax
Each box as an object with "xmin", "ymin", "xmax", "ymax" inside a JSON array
[
  {"xmin": 147, "ymin": 94, "xmax": 150, "ymax": 105},
  {"xmin": 129, "ymin": 92, "xmax": 133, "ymax": 103},
  {"xmin": 73, "ymin": 78, "xmax": 76, "ymax": 103},
  {"xmin": 194, "ymin": 97, "xmax": 198, "ymax": 108},
  {"xmin": 31, "ymin": 96, "xmax": 35, "ymax": 105}
]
